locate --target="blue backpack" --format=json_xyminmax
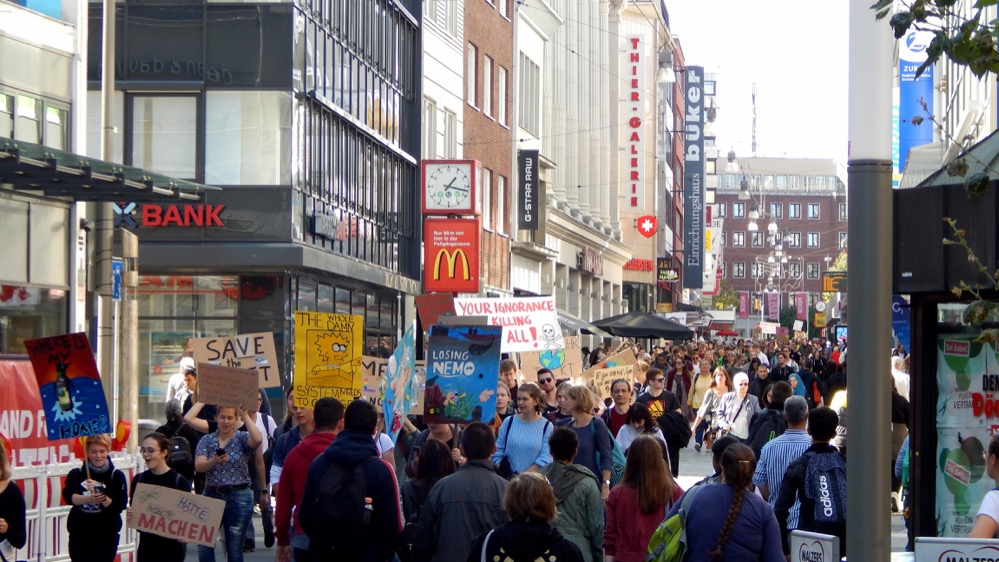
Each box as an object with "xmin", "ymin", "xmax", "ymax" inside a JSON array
[{"xmin": 590, "ymin": 418, "xmax": 626, "ymax": 486}]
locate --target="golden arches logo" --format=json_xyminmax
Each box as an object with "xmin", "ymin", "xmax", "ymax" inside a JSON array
[{"xmin": 433, "ymin": 249, "xmax": 471, "ymax": 281}]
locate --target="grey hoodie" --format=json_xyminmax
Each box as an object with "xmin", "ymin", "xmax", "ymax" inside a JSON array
[{"xmin": 542, "ymin": 461, "xmax": 604, "ymax": 562}]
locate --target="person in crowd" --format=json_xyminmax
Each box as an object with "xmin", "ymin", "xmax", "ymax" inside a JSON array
[
  {"xmin": 466, "ymin": 472, "xmax": 583, "ymax": 562},
  {"xmin": 691, "ymin": 367, "xmax": 731, "ymax": 452},
  {"xmin": 690, "ymin": 435, "xmax": 742, "ymax": 489},
  {"xmin": 890, "ymin": 378, "xmax": 910, "ymax": 497},
  {"xmin": 269, "ymin": 401, "xmax": 314, "ymax": 490},
  {"xmin": 688, "ymin": 358, "xmax": 713, "ymax": 423},
  {"xmin": 537, "ymin": 369, "xmax": 561, "ymax": 422},
  {"xmin": 891, "ymin": 355, "xmax": 910, "ymax": 401},
  {"xmin": 559, "ymin": 386, "xmax": 613, "ymax": 499},
  {"xmin": 406, "ymin": 423, "xmax": 462, "ymax": 475},
  {"xmin": 499, "ymin": 359, "xmax": 520, "ymax": 405},
  {"xmin": 788, "ymin": 372, "xmax": 807, "ymax": 401},
  {"xmin": 796, "ymin": 358, "xmax": 818, "ymax": 409},
  {"xmin": 666, "ymin": 357, "xmax": 693, "ymax": 419},
  {"xmin": 541, "ymin": 428, "xmax": 602, "ymax": 562},
  {"xmin": 298, "ymin": 400, "xmax": 401, "ymax": 562},
  {"xmin": 601, "ymin": 379, "xmax": 633, "ymax": 439},
  {"xmin": 635, "ymin": 368, "xmax": 682, "ymax": 470},
  {"xmin": 374, "ymin": 417, "xmax": 396, "ymax": 467},
  {"xmin": 672, "ymin": 443, "xmax": 784, "ymax": 561},
  {"xmin": 895, "ymin": 435, "xmax": 912, "ymax": 549},
  {"xmin": 604, "ymin": 436, "xmax": 682, "ymax": 562},
  {"xmin": 194, "ymin": 407, "xmax": 262, "ymax": 562},
  {"xmin": 829, "ymin": 387, "xmax": 848, "ymax": 456},
  {"xmin": 716, "ymin": 372, "xmax": 760, "ymax": 441},
  {"xmin": 0, "ymin": 439, "xmax": 26, "ymax": 562},
  {"xmin": 414, "ymin": 422, "xmax": 509, "ymax": 562},
  {"xmin": 399, "ymin": 440, "xmax": 457, "ymax": 561},
  {"xmin": 774, "ymin": 407, "xmax": 847, "ymax": 558},
  {"xmin": 614, "ymin": 403, "xmax": 668, "ymax": 466},
  {"xmin": 769, "ymin": 352, "xmax": 794, "ymax": 383},
  {"xmin": 747, "ymin": 363, "xmax": 771, "ymax": 408},
  {"xmin": 555, "ymin": 382, "xmax": 574, "ymax": 420},
  {"xmin": 166, "ymin": 356, "xmax": 195, "ymax": 405},
  {"xmin": 250, "ymin": 390, "xmax": 277, "ymax": 550},
  {"xmin": 62, "ymin": 434, "xmax": 128, "ymax": 562},
  {"xmin": 272, "ymin": 387, "xmax": 298, "ymax": 443},
  {"xmin": 127, "ymin": 432, "xmax": 193, "ymax": 562},
  {"xmin": 747, "ymin": 381, "xmax": 792, "ymax": 460},
  {"xmin": 493, "ymin": 384, "xmax": 554, "ymax": 477},
  {"xmin": 275, "ymin": 397, "xmax": 344, "ymax": 562},
  {"xmin": 489, "ymin": 383, "xmax": 516, "ymax": 435},
  {"xmin": 753, "ymin": 395, "xmax": 812, "ymax": 536},
  {"xmin": 155, "ymin": 400, "xmax": 201, "ymax": 476}
]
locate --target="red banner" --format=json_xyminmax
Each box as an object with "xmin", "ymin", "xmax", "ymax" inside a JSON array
[
  {"xmin": 738, "ymin": 291, "xmax": 749, "ymax": 319},
  {"xmin": 766, "ymin": 292, "xmax": 780, "ymax": 321},
  {"xmin": 795, "ymin": 292, "xmax": 808, "ymax": 321},
  {"xmin": 423, "ymin": 218, "xmax": 481, "ymax": 294},
  {"xmin": 0, "ymin": 360, "xmax": 76, "ymax": 467}
]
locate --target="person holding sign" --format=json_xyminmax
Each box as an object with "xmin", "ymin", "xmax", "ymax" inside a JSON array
[
  {"xmin": 128, "ymin": 433, "xmax": 194, "ymax": 562},
  {"xmin": 194, "ymin": 407, "xmax": 262, "ymax": 562},
  {"xmin": 61, "ymin": 434, "xmax": 129, "ymax": 562}
]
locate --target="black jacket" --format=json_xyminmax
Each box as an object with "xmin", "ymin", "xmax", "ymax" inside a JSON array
[
  {"xmin": 465, "ymin": 521, "xmax": 583, "ymax": 562},
  {"xmin": 62, "ymin": 459, "xmax": 128, "ymax": 536},
  {"xmin": 747, "ymin": 404, "xmax": 787, "ymax": 459},
  {"xmin": 774, "ymin": 443, "xmax": 846, "ymax": 557}
]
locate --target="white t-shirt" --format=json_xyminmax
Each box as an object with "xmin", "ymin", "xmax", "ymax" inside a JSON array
[
  {"xmin": 254, "ymin": 413, "xmax": 277, "ymax": 454},
  {"xmin": 978, "ymin": 489, "xmax": 999, "ymax": 537},
  {"xmin": 374, "ymin": 432, "xmax": 394, "ymax": 456}
]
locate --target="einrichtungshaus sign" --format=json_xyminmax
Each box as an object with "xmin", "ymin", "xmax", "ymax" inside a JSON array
[{"xmin": 683, "ymin": 66, "xmax": 704, "ymax": 289}]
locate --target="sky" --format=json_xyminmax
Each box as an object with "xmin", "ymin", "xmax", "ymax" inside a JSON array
[{"xmin": 666, "ymin": 1, "xmax": 850, "ymax": 162}]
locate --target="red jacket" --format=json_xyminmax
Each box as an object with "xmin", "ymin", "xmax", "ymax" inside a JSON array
[
  {"xmin": 603, "ymin": 483, "xmax": 683, "ymax": 562},
  {"xmin": 275, "ymin": 431, "xmax": 336, "ymax": 546}
]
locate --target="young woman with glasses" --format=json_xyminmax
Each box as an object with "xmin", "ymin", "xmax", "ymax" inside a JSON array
[{"xmin": 127, "ymin": 432, "xmax": 194, "ymax": 562}]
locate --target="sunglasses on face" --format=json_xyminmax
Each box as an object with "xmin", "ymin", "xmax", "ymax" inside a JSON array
[
  {"xmin": 539, "ymin": 377, "xmax": 553, "ymax": 383},
  {"xmin": 653, "ymin": 378, "xmax": 665, "ymax": 383}
]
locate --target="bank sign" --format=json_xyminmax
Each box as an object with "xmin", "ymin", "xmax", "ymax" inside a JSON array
[
  {"xmin": 683, "ymin": 66, "xmax": 704, "ymax": 289},
  {"xmin": 423, "ymin": 217, "xmax": 480, "ymax": 294},
  {"xmin": 113, "ymin": 202, "xmax": 226, "ymax": 228}
]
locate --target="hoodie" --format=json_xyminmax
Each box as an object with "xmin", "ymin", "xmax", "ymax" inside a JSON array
[
  {"xmin": 274, "ymin": 431, "xmax": 336, "ymax": 547},
  {"xmin": 62, "ymin": 458, "xmax": 128, "ymax": 537},
  {"xmin": 465, "ymin": 521, "xmax": 583, "ymax": 562},
  {"xmin": 298, "ymin": 429, "xmax": 402, "ymax": 562},
  {"xmin": 542, "ymin": 462, "xmax": 603, "ymax": 562}
]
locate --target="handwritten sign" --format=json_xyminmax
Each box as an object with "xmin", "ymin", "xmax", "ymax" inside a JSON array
[
  {"xmin": 196, "ymin": 363, "xmax": 259, "ymax": 412},
  {"xmin": 293, "ymin": 311, "xmax": 365, "ymax": 407},
  {"xmin": 453, "ymin": 296, "xmax": 564, "ymax": 353},
  {"xmin": 192, "ymin": 333, "xmax": 279, "ymax": 388},
  {"xmin": 520, "ymin": 336, "xmax": 583, "ymax": 380},
  {"xmin": 424, "ymin": 325, "xmax": 502, "ymax": 424},
  {"xmin": 581, "ymin": 347, "xmax": 637, "ymax": 382},
  {"xmin": 414, "ymin": 293, "xmax": 457, "ymax": 327},
  {"xmin": 130, "ymin": 483, "xmax": 225, "ymax": 546},
  {"xmin": 22, "ymin": 332, "xmax": 111, "ymax": 440},
  {"xmin": 361, "ymin": 356, "xmax": 388, "ymax": 412},
  {"xmin": 586, "ymin": 365, "xmax": 633, "ymax": 402}
]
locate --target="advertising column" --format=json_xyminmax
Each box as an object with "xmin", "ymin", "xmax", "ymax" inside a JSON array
[{"xmin": 683, "ymin": 66, "xmax": 704, "ymax": 289}]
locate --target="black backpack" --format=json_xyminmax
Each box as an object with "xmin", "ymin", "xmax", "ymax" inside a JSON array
[
  {"xmin": 164, "ymin": 423, "xmax": 195, "ymax": 481},
  {"xmin": 659, "ymin": 410, "xmax": 692, "ymax": 448},
  {"xmin": 747, "ymin": 409, "xmax": 787, "ymax": 459},
  {"xmin": 303, "ymin": 457, "xmax": 374, "ymax": 558}
]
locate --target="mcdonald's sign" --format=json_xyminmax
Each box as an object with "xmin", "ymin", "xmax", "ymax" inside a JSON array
[{"xmin": 424, "ymin": 217, "xmax": 481, "ymax": 293}]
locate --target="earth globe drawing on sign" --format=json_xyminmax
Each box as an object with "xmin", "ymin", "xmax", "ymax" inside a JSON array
[{"xmin": 539, "ymin": 349, "xmax": 566, "ymax": 371}]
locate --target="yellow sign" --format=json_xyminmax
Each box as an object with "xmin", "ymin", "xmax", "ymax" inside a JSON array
[
  {"xmin": 293, "ymin": 311, "xmax": 364, "ymax": 407},
  {"xmin": 657, "ymin": 302, "xmax": 673, "ymax": 313},
  {"xmin": 814, "ymin": 312, "xmax": 827, "ymax": 328},
  {"xmin": 433, "ymin": 249, "xmax": 472, "ymax": 281}
]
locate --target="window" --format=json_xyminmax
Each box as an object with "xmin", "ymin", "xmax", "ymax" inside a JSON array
[
  {"xmin": 498, "ymin": 0, "xmax": 509, "ymax": 18},
  {"xmin": 44, "ymin": 106, "xmax": 68, "ymax": 151},
  {"xmin": 789, "ymin": 175, "xmax": 800, "ymax": 190},
  {"xmin": 770, "ymin": 202, "xmax": 783, "ymax": 219},
  {"xmin": 776, "ymin": 175, "xmax": 787, "ymax": 189},
  {"xmin": 519, "ymin": 53, "xmax": 540, "ymax": 134},
  {"xmin": 807, "ymin": 262, "xmax": 820, "ymax": 280},
  {"xmin": 716, "ymin": 203, "xmax": 726, "ymax": 218},
  {"xmin": 789, "ymin": 203, "xmax": 801, "ymax": 219},
  {"xmin": 481, "ymin": 167, "xmax": 493, "ymax": 229},
  {"xmin": 424, "ymin": 0, "xmax": 438, "ymax": 22},
  {"xmin": 839, "ymin": 203, "xmax": 847, "ymax": 221},
  {"xmin": 467, "ymin": 44, "xmax": 478, "ymax": 106},
  {"xmin": 497, "ymin": 175, "xmax": 507, "ymax": 234},
  {"xmin": 732, "ymin": 231, "xmax": 745, "ymax": 247},
  {"xmin": 751, "ymin": 232, "xmax": 764, "ymax": 248},
  {"xmin": 205, "ymin": 91, "xmax": 291, "ymax": 185},
  {"xmin": 721, "ymin": 231, "xmax": 727, "ymax": 246},
  {"xmin": 725, "ymin": 174, "xmax": 737, "ymax": 189},
  {"xmin": 14, "ymin": 95, "xmax": 41, "ymax": 144},
  {"xmin": 732, "ymin": 202, "xmax": 745, "ymax": 218},
  {"xmin": 752, "ymin": 261, "xmax": 762, "ymax": 279},
  {"xmin": 0, "ymin": 94, "xmax": 12, "ymax": 138},
  {"xmin": 790, "ymin": 262, "xmax": 802, "ymax": 278},
  {"xmin": 808, "ymin": 203, "xmax": 820, "ymax": 219},
  {"xmin": 445, "ymin": 2, "xmax": 459, "ymax": 36},
  {"xmin": 422, "ymin": 98, "xmax": 437, "ymax": 157},
  {"xmin": 442, "ymin": 109, "xmax": 457, "ymax": 158},
  {"xmin": 483, "ymin": 56, "xmax": 493, "ymax": 117},
  {"xmin": 733, "ymin": 261, "xmax": 746, "ymax": 279},
  {"xmin": 839, "ymin": 231, "xmax": 848, "ymax": 248},
  {"xmin": 498, "ymin": 66, "xmax": 508, "ymax": 125},
  {"xmin": 807, "ymin": 232, "xmax": 820, "ymax": 248},
  {"xmin": 720, "ymin": 261, "xmax": 727, "ymax": 278},
  {"xmin": 131, "ymin": 95, "xmax": 197, "ymax": 179},
  {"xmin": 788, "ymin": 232, "xmax": 801, "ymax": 248}
]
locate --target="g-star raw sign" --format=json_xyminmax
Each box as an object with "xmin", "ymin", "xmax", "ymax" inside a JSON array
[
  {"xmin": 518, "ymin": 149, "xmax": 539, "ymax": 231},
  {"xmin": 683, "ymin": 66, "xmax": 704, "ymax": 289},
  {"xmin": 625, "ymin": 36, "xmax": 646, "ymax": 208}
]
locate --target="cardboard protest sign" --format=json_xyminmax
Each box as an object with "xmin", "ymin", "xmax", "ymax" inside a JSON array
[
  {"xmin": 0, "ymin": 359, "xmax": 77, "ymax": 465},
  {"xmin": 192, "ymin": 333, "xmax": 279, "ymax": 388},
  {"xmin": 519, "ymin": 336, "xmax": 583, "ymax": 380},
  {"xmin": 424, "ymin": 325, "xmax": 502, "ymax": 424},
  {"xmin": 197, "ymin": 364, "xmax": 259, "ymax": 412},
  {"xmin": 130, "ymin": 483, "xmax": 225, "ymax": 547},
  {"xmin": 22, "ymin": 333, "xmax": 112, "ymax": 440},
  {"xmin": 414, "ymin": 293, "xmax": 456, "ymax": 327},
  {"xmin": 361, "ymin": 356, "xmax": 388, "ymax": 412},
  {"xmin": 453, "ymin": 296, "xmax": 564, "ymax": 353},
  {"xmin": 581, "ymin": 347, "xmax": 638, "ymax": 382},
  {"xmin": 293, "ymin": 312, "xmax": 365, "ymax": 407},
  {"xmin": 383, "ymin": 323, "xmax": 417, "ymax": 444},
  {"xmin": 586, "ymin": 365, "xmax": 633, "ymax": 402}
]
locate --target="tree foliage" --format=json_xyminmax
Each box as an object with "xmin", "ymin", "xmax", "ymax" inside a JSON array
[{"xmin": 711, "ymin": 280, "xmax": 740, "ymax": 310}]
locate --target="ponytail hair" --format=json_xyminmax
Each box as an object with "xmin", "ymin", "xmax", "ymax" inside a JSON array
[{"xmin": 708, "ymin": 443, "xmax": 756, "ymax": 561}]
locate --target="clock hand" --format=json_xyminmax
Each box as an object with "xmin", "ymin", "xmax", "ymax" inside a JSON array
[{"xmin": 445, "ymin": 177, "xmax": 458, "ymax": 190}]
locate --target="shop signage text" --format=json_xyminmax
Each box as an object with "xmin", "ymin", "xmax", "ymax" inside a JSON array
[
  {"xmin": 625, "ymin": 36, "xmax": 646, "ymax": 208},
  {"xmin": 682, "ymin": 66, "xmax": 704, "ymax": 289},
  {"xmin": 141, "ymin": 205, "xmax": 225, "ymax": 227},
  {"xmin": 624, "ymin": 258, "xmax": 654, "ymax": 271},
  {"xmin": 581, "ymin": 248, "xmax": 604, "ymax": 276},
  {"xmin": 518, "ymin": 149, "xmax": 539, "ymax": 231}
]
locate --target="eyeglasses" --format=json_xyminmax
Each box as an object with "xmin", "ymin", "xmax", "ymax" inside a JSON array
[
  {"xmin": 139, "ymin": 447, "xmax": 159, "ymax": 454},
  {"xmin": 539, "ymin": 377, "xmax": 553, "ymax": 383},
  {"xmin": 653, "ymin": 378, "xmax": 665, "ymax": 383}
]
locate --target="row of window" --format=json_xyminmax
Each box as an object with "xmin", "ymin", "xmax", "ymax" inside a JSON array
[
  {"xmin": 725, "ymin": 230, "xmax": 846, "ymax": 249},
  {"xmin": 717, "ymin": 201, "xmax": 846, "ymax": 221},
  {"xmin": 422, "ymin": 98, "xmax": 458, "ymax": 158},
  {"xmin": 424, "ymin": 0, "xmax": 461, "ymax": 37},
  {"xmin": 0, "ymin": 91, "xmax": 69, "ymax": 150},
  {"xmin": 722, "ymin": 174, "xmax": 844, "ymax": 191},
  {"xmin": 479, "ymin": 166, "xmax": 509, "ymax": 235},
  {"xmin": 724, "ymin": 261, "xmax": 824, "ymax": 280},
  {"xmin": 467, "ymin": 43, "xmax": 510, "ymax": 126}
]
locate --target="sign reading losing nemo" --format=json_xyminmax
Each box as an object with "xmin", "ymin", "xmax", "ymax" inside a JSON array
[{"xmin": 423, "ymin": 217, "xmax": 481, "ymax": 293}]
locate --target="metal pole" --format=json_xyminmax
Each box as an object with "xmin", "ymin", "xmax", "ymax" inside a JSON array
[
  {"xmin": 848, "ymin": 0, "xmax": 893, "ymax": 557},
  {"xmin": 95, "ymin": 0, "xmax": 116, "ymax": 411}
]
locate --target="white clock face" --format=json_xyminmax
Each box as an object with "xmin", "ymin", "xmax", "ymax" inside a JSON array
[{"xmin": 426, "ymin": 163, "xmax": 473, "ymax": 211}]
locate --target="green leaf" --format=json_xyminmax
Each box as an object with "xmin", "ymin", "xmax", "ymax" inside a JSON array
[
  {"xmin": 890, "ymin": 12, "xmax": 916, "ymax": 37},
  {"xmin": 976, "ymin": 0, "xmax": 998, "ymax": 8},
  {"xmin": 947, "ymin": 158, "xmax": 970, "ymax": 177}
]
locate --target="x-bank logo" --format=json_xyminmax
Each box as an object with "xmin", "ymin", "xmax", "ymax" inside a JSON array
[
  {"xmin": 113, "ymin": 202, "xmax": 138, "ymax": 228},
  {"xmin": 111, "ymin": 202, "xmax": 226, "ymax": 229}
]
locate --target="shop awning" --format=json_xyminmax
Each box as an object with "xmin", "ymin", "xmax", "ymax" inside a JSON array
[
  {"xmin": 0, "ymin": 137, "xmax": 217, "ymax": 202},
  {"xmin": 557, "ymin": 310, "xmax": 612, "ymax": 337}
]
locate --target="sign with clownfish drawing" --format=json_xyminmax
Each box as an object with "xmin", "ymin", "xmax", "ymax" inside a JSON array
[{"xmin": 424, "ymin": 325, "xmax": 502, "ymax": 424}]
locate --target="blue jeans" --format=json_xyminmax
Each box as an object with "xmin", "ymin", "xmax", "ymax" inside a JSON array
[
  {"xmin": 199, "ymin": 488, "xmax": 254, "ymax": 562},
  {"xmin": 694, "ymin": 419, "xmax": 708, "ymax": 445}
]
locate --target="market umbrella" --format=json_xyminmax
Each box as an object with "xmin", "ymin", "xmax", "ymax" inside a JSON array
[
  {"xmin": 715, "ymin": 327, "xmax": 739, "ymax": 337},
  {"xmin": 587, "ymin": 310, "xmax": 695, "ymax": 340}
]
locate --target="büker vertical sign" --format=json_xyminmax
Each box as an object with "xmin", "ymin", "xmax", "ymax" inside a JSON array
[{"xmin": 683, "ymin": 66, "xmax": 705, "ymax": 289}]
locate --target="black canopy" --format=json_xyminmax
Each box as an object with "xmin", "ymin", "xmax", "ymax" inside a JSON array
[{"xmin": 587, "ymin": 310, "xmax": 695, "ymax": 340}]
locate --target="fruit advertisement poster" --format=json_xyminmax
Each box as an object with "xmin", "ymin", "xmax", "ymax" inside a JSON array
[
  {"xmin": 936, "ymin": 335, "xmax": 995, "ymax": 536},
  {"xmin": 424, "ymin": 325, "xmax": 502, "ymax": 424}
]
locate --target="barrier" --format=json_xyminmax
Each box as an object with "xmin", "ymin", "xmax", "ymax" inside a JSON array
[{"xmin": 10, "ymin": 452, "xmax": 142, "ymax": 562}]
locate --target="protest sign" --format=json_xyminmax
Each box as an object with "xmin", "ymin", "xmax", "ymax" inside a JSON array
[
  {"xmin": 361, "ymin": 356, "xmax": 388, "ymax": 412},
  {"xmin": 520, "ymin": 336, "xmax": 583, "ymax": 380},
  {"xmin": 192, "ymin": 333, "xmax": 279, "ymax": 388},
  {"xmin": 197, "ymin": 364, "xmax": 259, "ymax": 412},
  {"xmin": 22, "ymin": 333, "xmax": 111, "ymax": 440},
  {"xmin": 453, "ymin": 296, "xmax": 564, "ymax": 353},
  {"xmin": 414, "ymin": 360, "xmax": 426, "ymax": 413},
  {"xmin": 293, "ymin": 311, "xmax": 365, "ymax": 407},
  {"xmin": 383, "ymin": 324, "xmax": 417, "ymax": 444},
  {"xmin": 586, "ymin": 365, "xmax": 633, "ymax": 402},
  {"xmin": 130, "ymin": 483, "xmax": 225, "ymax": 547},
  {"xmin": 424, "ymin": 325, "xmax": 502, "ymax": 424},
  {"xmin": 581, "ymin": 347, "xmax": 638, "ymax": 382},
  {"xmin": 414, "ymin": 293, "xmax": 456, "ymax": 327},
  {"xmin": 0, "ymin": 359, "xmax": 76, "ymax": 465}
]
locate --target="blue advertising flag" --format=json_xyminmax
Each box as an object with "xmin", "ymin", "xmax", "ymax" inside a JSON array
[
  {"xmin": 898, "ymin": 30, "xmax": 934, "ymax": 172},
  {"xmin": 892, "ymin": 295, "xmax": 911, "ymax": 352},
  {"xmin": 424, "ymin": 325, "xmax": 502, "ymax": 424}
]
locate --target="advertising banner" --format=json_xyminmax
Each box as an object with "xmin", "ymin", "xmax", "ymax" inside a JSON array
[
  {"xmin": 453, "ymin": 296, "xmax": 563, "ymax": 353},
  {"xmin": 414, "ymin": 293, "xmax": 457, "ymax": 328},
  {"xmin": 898, "ymin": 30, "xmax": 935, "ymax": 172},
  {"xmin": 22, "ymin": 333, "xmax": 111, "ymax": 440},
  {"xmin": 130, "ymin": 483, "xmax": 226, "ymax": 546},
  {"xmin": 293, "ymin": 312, "xmax": 365, "ymax": 407},
  {"xmin": 892, "ymin": 295, "xmax": 911, "ymax": 351},
  {"xmin": 624, "ymin": 35, "xmax": 646, "ymax": 208},
  {"xmin": 424, "ymin": 325, "xmax": 502, "ymax": 424},
  {"xmin": 197, "ymin": 364, "xmax": 259, "ymax": 412},
  {"xmin": 738, "ymin": 291, "xmax": 750, "ymax": 319},
  {"xmin": 145, "ymin": 332, "xmax": 190, "ymax": 399},
  {"xmin": 383, "ymin": 323, "xmax": 418, "ymax": 444},
  {"xmin": 0, "ymin": 359, "xmax": 76, "ymax": 466},
  {"xmin": 192, "ymin": 333, "xmax": 279, "ymax": 388},
  {"xmin": 766, "ymin": 293, "xmax": 780, "ymax": 321},
  {"xmin": 795, "ymin": 293, "xmax": 808, "ymax": 321},
  {"xmin": 518, "ymin": 149, "xmax": 539, "ymax": 230},
  {"xmin": 682, "ymin": 66, "xmax": 705, "ymax": 289},
  {"xmin": 519, "ymin": 336, "xmax": 583, "ymax": 381},
  {"xmin": 423, "ymin": 217, "xmax": 481, "ymax": 294}
]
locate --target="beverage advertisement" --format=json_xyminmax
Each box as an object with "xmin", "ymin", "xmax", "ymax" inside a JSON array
[{"xmin": 936, "ymin": 335, "xmax": 996, "ymax": 536}]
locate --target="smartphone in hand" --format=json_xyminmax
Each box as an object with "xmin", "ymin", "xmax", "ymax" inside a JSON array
[
  {"xmin": 92, "ymin": 484, "xmax": 106, "ymax": 495},
  {"xmin": 215, "ymin": 448, "xmax": 226, "ymax": 457}
]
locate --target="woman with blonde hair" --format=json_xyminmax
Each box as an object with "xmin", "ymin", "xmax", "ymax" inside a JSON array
[
  {"xmin": 603, "ymin": 436, "xmax": 682, "ymax": 562},
  {"xmin": 61, "ymin": 434, "xmax": 128, "ymax": 562},
  {"xmin": 0, "ymin": 438, "xmax": 26, "ymax": 562},
  {"xmin": 493, "ymin": 383, "xmax": 554, "ymax": 477},
  {"xmin": 692, "ymin": 367, "xmax": 733, "ymax": 451},
  {"xmin": 561, "ymin": 386, "xmax": 614, "ymax": 499},
  {"xmin": 467, "ymin": 472, "xmax": 583, "ymax": 562}
]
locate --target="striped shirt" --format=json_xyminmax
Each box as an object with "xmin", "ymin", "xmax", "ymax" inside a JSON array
[{"xmin": 752, "ymin": 428, "xmax": 812, "ymax": 529}]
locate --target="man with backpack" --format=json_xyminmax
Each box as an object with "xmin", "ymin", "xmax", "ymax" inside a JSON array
[
  {"xmin": 298, "ymin": 400, "xmax": 401, "ymax": 562},
  {"xmin": 746, "ymin": 381, "xmax": 792, "ymax": 460},
  {"xmin": 154, "ymin": 401, "xmax": 199, "ymax": 485},
  {"xmin": 774, "ymin": 407, "xmax": 847, "ymax": 559}
]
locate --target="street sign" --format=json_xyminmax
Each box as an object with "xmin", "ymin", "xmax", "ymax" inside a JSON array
[
  {"xmin": 111, "ymin": 258, "xmax": 123, "ymax": 300},
  {"xmin": 822, "ymin": 272, "xmax": 847, "ymax": 292}
]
